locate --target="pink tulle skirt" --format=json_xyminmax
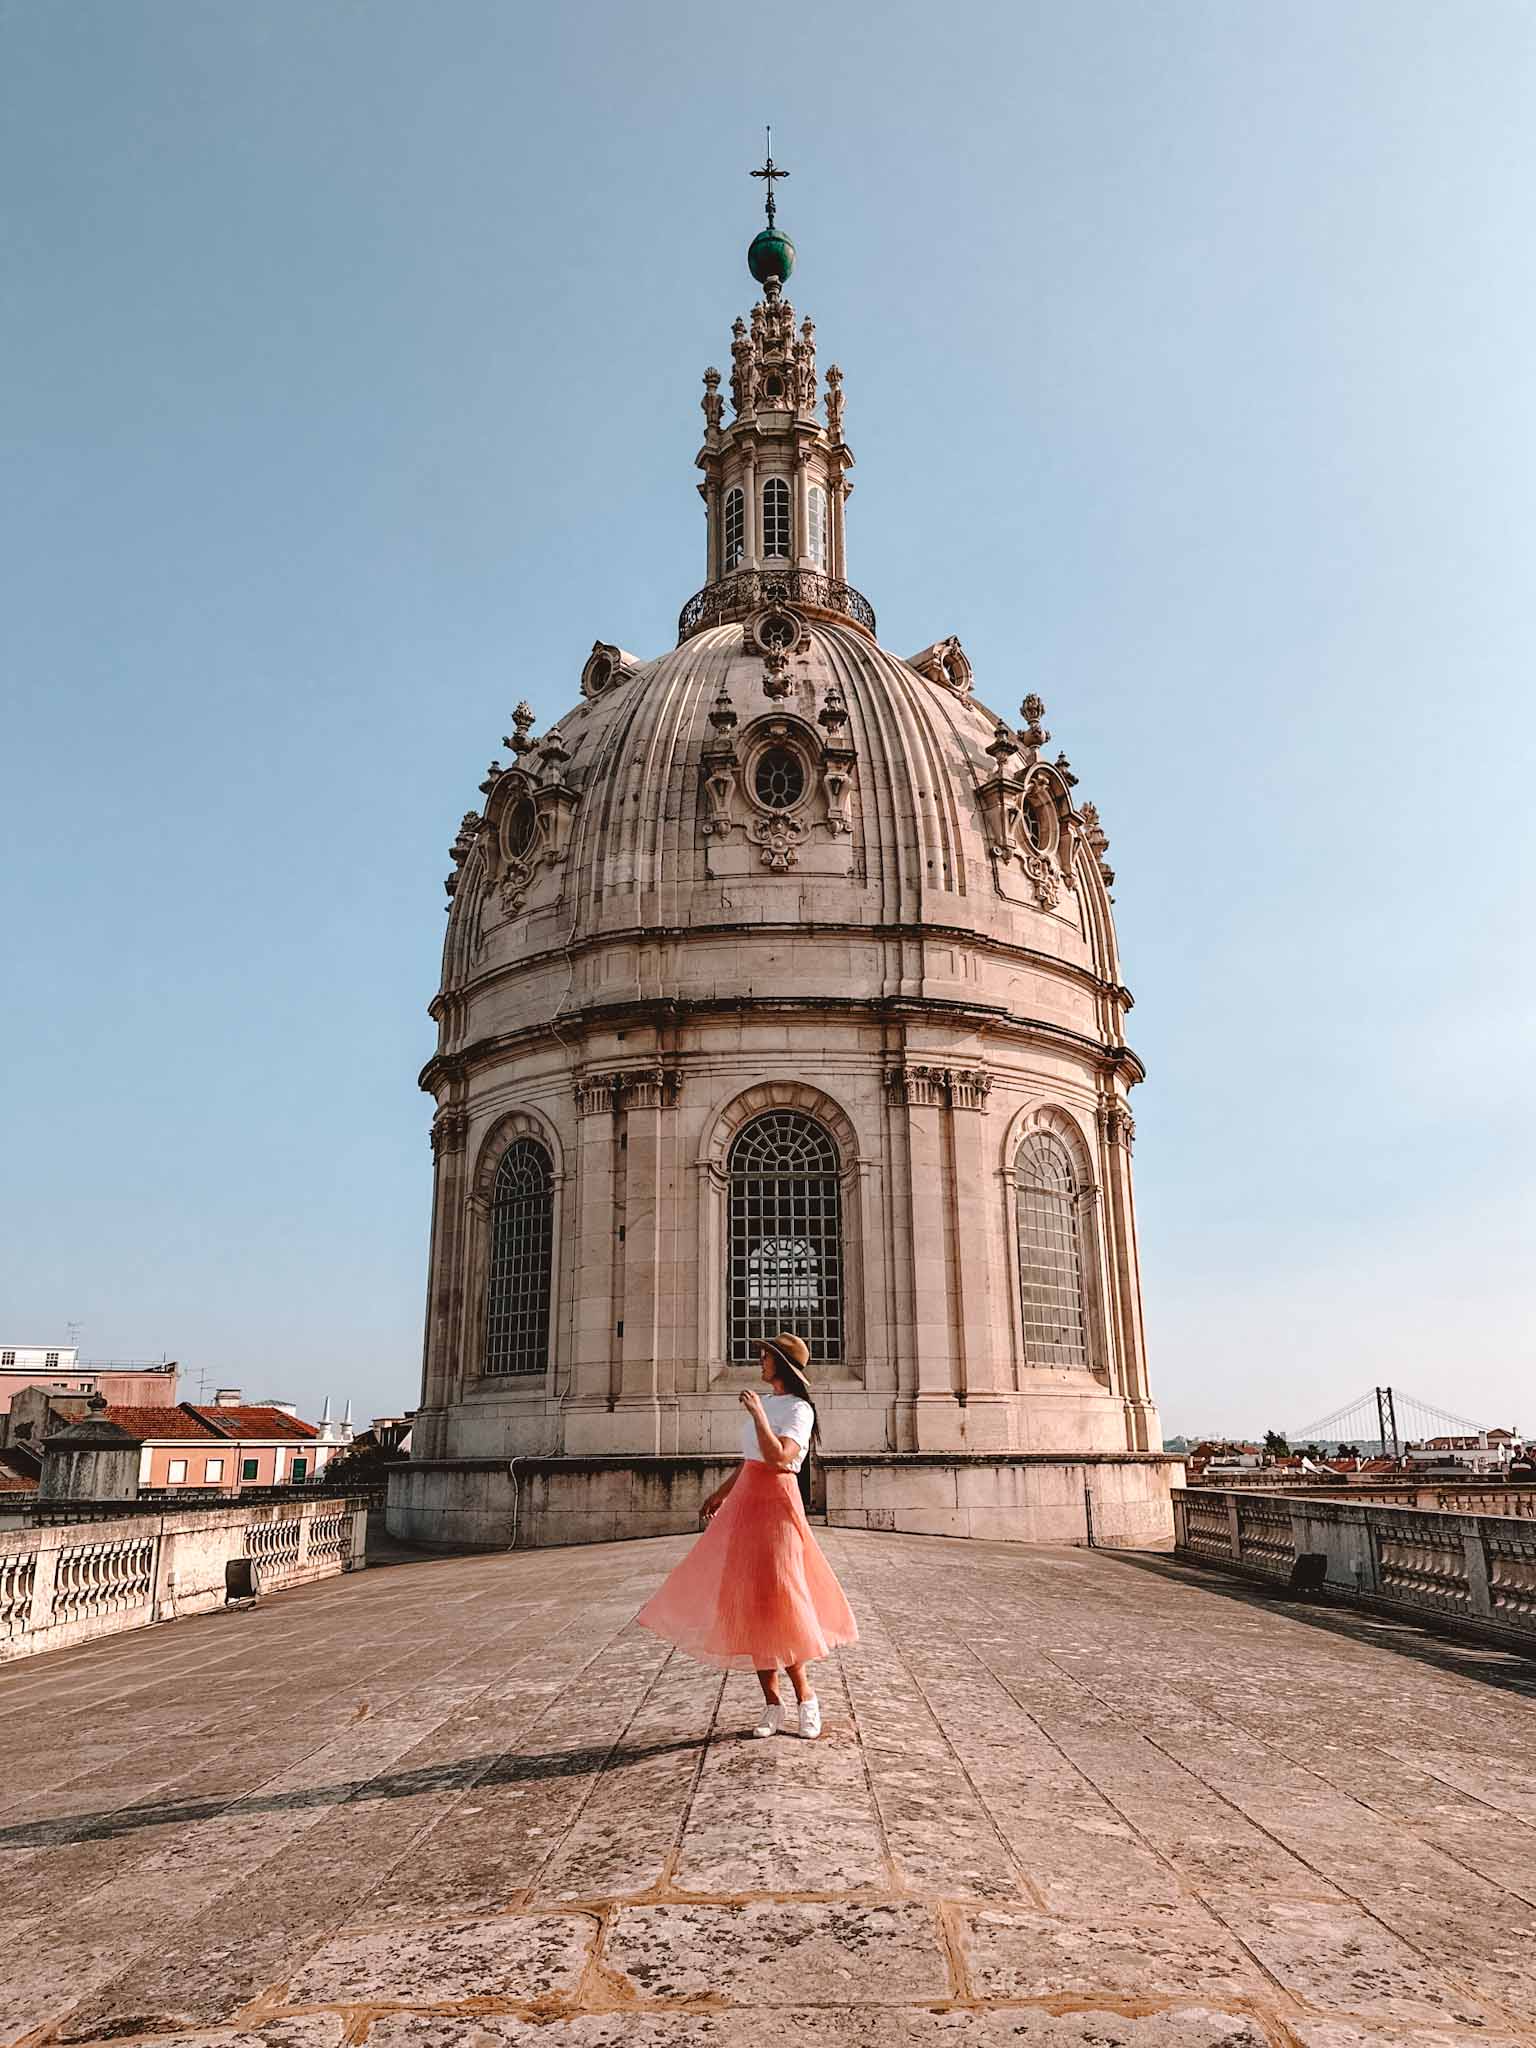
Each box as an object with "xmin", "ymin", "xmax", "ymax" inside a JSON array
[{"xmin": 636, "ymin": 1459, "xmax": 859, "ymax": 1672}]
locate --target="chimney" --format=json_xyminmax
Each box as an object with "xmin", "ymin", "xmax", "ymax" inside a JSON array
[{"xmin": 213, "ymin": 1387, "xmax": 242, "ymax": 1406}]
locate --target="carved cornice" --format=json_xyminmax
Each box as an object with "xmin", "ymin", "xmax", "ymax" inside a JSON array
[
  {"xmin": 1097, "ymin": 1099, "xmax": 1136, "ymax": 1153},
  {"xmin": 429, "ymin": 1106, "xmax": 468, "ymax": 1156},
  {"xmin": 575, "ymin": 1067, "xmax": 684, "ymax": 1115},
  {"xmin": 884, "ymin": 1065, "xmax": 993, "ymax": 1110}
]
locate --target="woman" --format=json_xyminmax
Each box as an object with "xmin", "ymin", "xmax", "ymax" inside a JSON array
[{"xmin": 635, "ymin": 1332, "xmax": 857, "ymax": 1738}]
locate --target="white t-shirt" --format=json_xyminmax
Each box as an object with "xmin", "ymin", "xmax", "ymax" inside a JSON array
[{"xmin": 742, "ymin": 1392, "xmax": 815, "ymax": 1474}]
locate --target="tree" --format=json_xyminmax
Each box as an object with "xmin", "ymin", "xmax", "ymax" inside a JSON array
[{"xmin": 1264, "ymin": 1431, "xmax": 1290, "ymax": 1457}]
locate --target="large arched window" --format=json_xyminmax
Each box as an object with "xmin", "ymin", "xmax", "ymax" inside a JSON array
[
  {"xmin": 761, "ymin": 477, "xmax": 791, "ymax": 560},
  {"xmin": 728, "ymin": 1112, "xmax": 843, "ymax": 1361},
  {"xmin": 484, "ymin": 1138, "xmax": 554, "ymax": 1376},
  {"xmin": 1015, "ymin": 1131, "xmax": 1089, "ymax": 1370},
  {"xmin": 806, "ymin": 483, "xmax": 828, "ymax": 569},
  {"xmin": 723, "ymin": 487, "xmax": 745, "ymax": 571}
]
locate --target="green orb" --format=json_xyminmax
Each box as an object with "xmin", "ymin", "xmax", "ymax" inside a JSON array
[{"xmin": 748, "ymin": 226, "xmax": 795, "ymax": 287}]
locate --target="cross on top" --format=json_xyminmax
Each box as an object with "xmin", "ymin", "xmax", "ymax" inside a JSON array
[{"xmin": 750, "ymin": 127, "xmax": 788, "ymax": 228}]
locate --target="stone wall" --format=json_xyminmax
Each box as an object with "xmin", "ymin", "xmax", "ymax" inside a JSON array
[
  {"xmin": 0, "ymin": 1495, "xmax": 368, "ymax": 1661},
  {"xmin": 823, "ymin": 1451, "xmax": 1182, "ymax": 1548},
  {"xmin": 388, "ymin": 1456, "xmax": 741, "ymax": 1551},
  {"xmin": 1175, "ymin": 1487, "xmax": 1536, "ymax": 1647}
]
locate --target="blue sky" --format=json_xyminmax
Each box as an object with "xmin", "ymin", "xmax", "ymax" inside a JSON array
[{"xmin": 4, "ymin": 1, "xmax": 1531, "ymax": 1437}]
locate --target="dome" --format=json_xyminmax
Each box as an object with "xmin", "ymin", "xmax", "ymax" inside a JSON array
[
  {"xmin": 398, "ymin": 215, "xmax": 1165, "ymax": 1556},
  {"xmin": 438, "ymin": 615, "xmax": 1125, "ymax": 1050}
]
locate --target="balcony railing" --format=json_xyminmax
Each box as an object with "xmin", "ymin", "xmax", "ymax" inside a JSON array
[{"xmin": 677, "ymin": 568, "xmax": 876, "ymax": 644}]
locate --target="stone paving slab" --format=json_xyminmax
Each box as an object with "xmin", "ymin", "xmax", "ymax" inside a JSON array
[{"xmin": 8, "ymin": 1530, "xmax": 1536, "ymax": 2046}]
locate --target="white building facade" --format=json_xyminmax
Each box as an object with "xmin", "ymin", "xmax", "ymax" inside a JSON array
[{"xmin": 390, "ymin": 203, "xmax": 1177, "ymax": 1550}]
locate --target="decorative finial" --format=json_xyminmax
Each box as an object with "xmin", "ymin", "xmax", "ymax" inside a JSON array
[
  {"xmin": 751, "ymin": 126, "xmax": 789, "ymax": 228},
  {"xmin": 747, "ymin": 128, "xmax": 795, "ymax": 296},
  {"xmin": 503, "ymin": 702, "xmax": 536, "ymax": 757}
]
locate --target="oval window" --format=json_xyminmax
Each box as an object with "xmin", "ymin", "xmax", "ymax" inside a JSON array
[
  {"xmin": 505, "ymin": 797, "xmax": 537, "ymax": 859},
  {"xmin": 754, "ymin": 745, "xmax": 806, "ymax": 811}
]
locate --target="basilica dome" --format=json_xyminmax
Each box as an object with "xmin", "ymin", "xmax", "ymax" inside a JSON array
[{"xmin": 394, "ymin": 197, "xmax": 1171, "ymax": 1555}]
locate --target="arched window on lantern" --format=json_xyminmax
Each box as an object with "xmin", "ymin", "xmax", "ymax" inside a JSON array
[
  {"xmin": 723, "ymin": 487, "xmax": 745, "ymax": 572},
  {"xmin": 1015, "ymin": 1131, "xmax": 1089, "ymax": 1369},
  {"xmin": 806, "ymin": 484, "xmax": 828, "ymax": 570},
  {"xmin": 484, "ymin": 1138, "xmax": 554, "ymax": 1376},
  {"xmin": 728, "ymin": 1111, "xmax": 843, "ymax": 1362},
  {"xmin": 762, "ymin": 477, "xmax": 791, "ymax": 561}
]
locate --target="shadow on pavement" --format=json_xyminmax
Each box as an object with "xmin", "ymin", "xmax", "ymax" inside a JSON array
[
  {"xmin": 1103, "ymin": 1546, "xmax": 1536, "ymax": 1698},
  {"xmin": 0, "ymin": 1735, "xmax": 708, "ymax": 1851}
]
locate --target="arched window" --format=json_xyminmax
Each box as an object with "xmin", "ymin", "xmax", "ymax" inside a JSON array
[
  {"xmin": 762, "ymin": 477, "xmax": 791, "ymax": 560},
  {"xmin": 1015, "ymin": 1131, "xmax": 1089, "ymax": 1369},
  {"xmin": 723, "ymin": 487, "xmax": 745, "ymax": 571},
  {"xmin": 728, "ymin": 1112, "xmax": 843, "ymax": 1362},
  {"xmin": 484, "ymin": 1138, "xmax": 554, "ymax": 1376},
  {"xmin": 806, "ymin": 484, "xmax": 828, "ymax": 569}
]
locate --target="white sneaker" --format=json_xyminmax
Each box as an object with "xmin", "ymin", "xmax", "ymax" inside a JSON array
[
  {"xmin": 798, "ymin": 1695, "xmax": 822, "ymax": 1740},
  {"xmin": 752, "ymin": 1702, "xmax": 783, "ymax": 1738}
]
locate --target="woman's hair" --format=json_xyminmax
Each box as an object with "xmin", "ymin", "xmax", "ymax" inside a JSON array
[{"xmin": 763, "ymin": 1342, "xmax": 820, "ymax": 1447}]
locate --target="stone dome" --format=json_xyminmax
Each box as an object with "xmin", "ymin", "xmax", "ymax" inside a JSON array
[
  {"xmin": 398, "ymin": 219, "xmax": 1169, "ymax": 1557},
  {"xmin": 438, "ymin": 615, "xmax": 1128, "ymax": 1059}
]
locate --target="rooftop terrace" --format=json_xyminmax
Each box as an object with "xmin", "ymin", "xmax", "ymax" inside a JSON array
[{"xmin": 5, "ymin": 1528, "xmax": 1536, "ymax": 2047}]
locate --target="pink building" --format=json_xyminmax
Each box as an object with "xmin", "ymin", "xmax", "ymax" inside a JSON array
[
  {"xmin": 0, "ymin": 1350, "xmax": 178, "ymax": 1415},
  {"xmin": 106, "ymin": 1403, "xmax": 332, "ymax": 1490}
]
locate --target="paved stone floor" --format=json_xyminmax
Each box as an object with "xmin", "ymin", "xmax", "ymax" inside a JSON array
[{"xmin": 6, "ymin": 1531, "xmax": 1536, "ymax": 2048}]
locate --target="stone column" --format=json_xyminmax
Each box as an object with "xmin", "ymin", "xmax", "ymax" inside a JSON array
[
  {"xmin": 794, "ymin": 449, "xmax": 810, "ymax": 568},
  {"xmin": 886, "ymin": 1065, "xmax": 962, "ymax": 1450},
  {"xmin": 419, "ymin": 1106, "xmax": 469, "ymax": 1457},
  {"xmin": 705, "ymin": 480, "xmax": 721, "ymax": 583},
  {"xmin": 944, "ymin": 1069, "xmax": 1012, "ymax": 1446},
  {"xmin": 612, "ymin": 1067, "xmax": 682, "ymax": 1454},
  {"xmin": 830, "ymin": 477, "xmax": 848, "ymax": 581},
  {"xmin": 742, "ymin": 448, "xmax": 758, "ymax": 567},
  {"xmin": 562, "ymin": 1073, "xmax": 624, "ymax": 1454},
  {"xmin": 1097, "ymin": 1095, "xmax": 1155, "ymax": 1450}
]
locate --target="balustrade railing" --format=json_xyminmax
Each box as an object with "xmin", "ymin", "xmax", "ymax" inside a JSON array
[
  {"xmin": 677, "ymin": 568, "xmax": 877, "ymax": 642},
  {"xmin": 0, "ymin": 1495, "xmax": 369, "ymax": 1662},
  {"xmin": 1173, "ymin": 1487, "xmax": 1536, "ymax": 1647}
]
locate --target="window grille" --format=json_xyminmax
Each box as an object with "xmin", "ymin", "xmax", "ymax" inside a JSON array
[
  {"xmin": 484, "ymin": 1138, "xmax": 555, "ymax": 1377},
  {"xmin": 1015, "ymin": 1132, "xmax": 1089, "ymax": 1369},
  {"xmin": 807, "ymin": 484, "xmax": 828, "ymax": 568},
  {"xmin": 753, "ymin": 744, "xmax": 806, "ymax": 810},
  {"xmin": 762, "ymin": 477, "xmax": 791, "ymax": 560},
  {"xmin": 728, "ymin": 1112, "xmax": 843, "ymax": 1361},
  {"xmin": 0, "ymin": 1351, "xmax": 14, "ymax": 1367},
  {"xmin": 45, "ymin": 1351, "xmax": 58, "ymax": 1368},
  {"xmin": 723, "ymin": 488, "xmax": 745, "ymax": 570}
]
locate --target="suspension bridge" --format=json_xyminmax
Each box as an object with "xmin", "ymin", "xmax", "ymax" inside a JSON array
[{"xmin": 1287, "ymin": 1386, "xmax": 1508, "ymax": 1458}]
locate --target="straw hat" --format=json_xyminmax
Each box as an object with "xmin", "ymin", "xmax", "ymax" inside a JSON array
[{"xmin": 762, "ymin": 1332, "xmax": 811, "ymax": 1376}]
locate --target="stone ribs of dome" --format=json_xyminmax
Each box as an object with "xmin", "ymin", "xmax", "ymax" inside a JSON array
[{"xmin": 439, "ymin": 617, "xmax": 1127, "ymax": 1045}]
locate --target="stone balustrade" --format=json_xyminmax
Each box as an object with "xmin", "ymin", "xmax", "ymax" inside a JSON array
[
  {"xmin": 1174, "ymin": 1486, "xmax": 1536, "ymax": 1646},
  {"xmin": 0, "ymin": 1495, "xmax": 368, "ymax": 1661}
]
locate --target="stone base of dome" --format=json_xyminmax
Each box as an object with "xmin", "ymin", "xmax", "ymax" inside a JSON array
[
  {"xmin": 387, "ymin": 1450, "xmax": 1183, "ymax": 1554},
  {"xmin": 820, "ymin": 1451, "xmax": 1183, "ymax": 1550}
]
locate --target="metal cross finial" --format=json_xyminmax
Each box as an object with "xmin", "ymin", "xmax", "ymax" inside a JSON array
[{"xmin": 751, "ymin": 126, "xmax": 788, "ymax": 228}]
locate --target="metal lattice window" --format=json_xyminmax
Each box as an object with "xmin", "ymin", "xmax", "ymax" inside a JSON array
[
  {"xmin": 753, "ymin": 744, "xmax": 806, "ymax": 810},
  {"xmin": 1016, "ymin": 1132, "xmax": 1089, "ymax": 1370},
  {"xmin": 723, "ymin": 487, "xmax": 744, "ymax": 570},
  {"xmin": 728, "ymin": 1112, "xmax": 843, "ymax": 1362},
  {"xmin": 484, "ymin": 1138, "xmax": 554, "ymax": 1377},
  {"xmin": 762, "ymin": 477, "xmax": 791, "ymax": 559}
]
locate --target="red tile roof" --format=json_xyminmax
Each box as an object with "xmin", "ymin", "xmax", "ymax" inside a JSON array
[
  {"xmin": 99, "ymin": 1405, "xmax": 220, "ymax": 1440},
  {"xmin": 185, "ymin": 1404, "xmax": 320, "ymax": 1441}
]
